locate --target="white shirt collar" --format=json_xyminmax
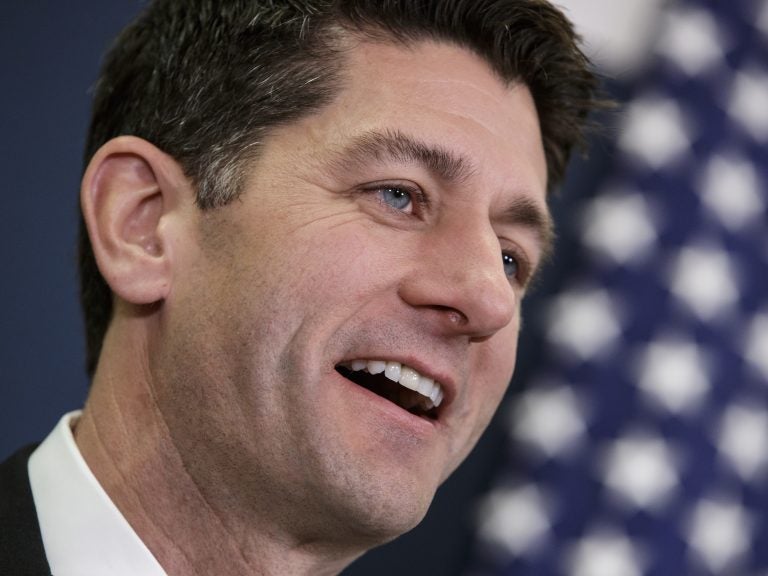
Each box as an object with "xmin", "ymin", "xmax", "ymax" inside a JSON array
[{"xmin": 28, "ymin": 411, "xmax": 167, "ymax": 576}]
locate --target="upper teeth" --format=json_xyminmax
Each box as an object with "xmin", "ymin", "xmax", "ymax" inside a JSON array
[{"xmin": 347, "ymin": 359, "xmax": 444, "ymax": 408}]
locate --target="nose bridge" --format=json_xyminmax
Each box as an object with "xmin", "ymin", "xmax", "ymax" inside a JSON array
[{"xmin": 410, "ymin": 212, "xmax": 517, "ymax": 338}]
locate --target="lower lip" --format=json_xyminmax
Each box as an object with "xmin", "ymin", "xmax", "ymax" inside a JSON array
[{"xmin": 332, "ymin": 370, "xmax": 440, "ymax": 437}]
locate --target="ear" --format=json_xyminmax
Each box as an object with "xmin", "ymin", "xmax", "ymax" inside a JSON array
[{"xmin": 81, "ymin": 136, "xmax": 192, "ymax": 306}]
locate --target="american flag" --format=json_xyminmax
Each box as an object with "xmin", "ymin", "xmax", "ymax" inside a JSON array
[{"xmin": 467, "ymin": 0, "xmax": 768, "ymax": 574}]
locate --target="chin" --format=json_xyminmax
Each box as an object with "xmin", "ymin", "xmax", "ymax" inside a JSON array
[{"xmin": 334, "ymin": 478, "xmax": 437, "ymax": 548}]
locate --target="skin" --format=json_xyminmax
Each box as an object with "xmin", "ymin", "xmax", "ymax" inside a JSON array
[{"xmin": 75, "ymin": 39, "xmax": 550, "ymax": 576}]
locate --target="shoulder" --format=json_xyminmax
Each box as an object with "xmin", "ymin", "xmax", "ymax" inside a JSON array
[{"xmin": 0, "ymin": 445, "xmax": 52, "ymax": 576}]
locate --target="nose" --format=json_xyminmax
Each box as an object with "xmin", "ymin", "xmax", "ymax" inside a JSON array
[{"xmin": 398, "ymin": 221, "xmax": 517, "ymax": 340}]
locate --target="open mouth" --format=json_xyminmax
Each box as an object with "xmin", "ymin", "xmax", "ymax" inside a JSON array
[{"xmin": 335, "ymin": 360, "xmax": 444, "ymax": 421}]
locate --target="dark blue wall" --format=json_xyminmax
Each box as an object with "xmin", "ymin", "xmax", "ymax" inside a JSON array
[{"xmin": 1, "ymin": 2, "xmax": 145, "ymax": 460}]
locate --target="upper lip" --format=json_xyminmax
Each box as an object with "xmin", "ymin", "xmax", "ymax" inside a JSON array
[{"xmin": 335, "ymin": 353, "xmax": 458, "ymax": 415}]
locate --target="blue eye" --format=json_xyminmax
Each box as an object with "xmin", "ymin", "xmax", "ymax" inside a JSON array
[
  {"xmin": 379, "ymin": 186, "xmax": 413, "ymax": 211},
  {"xmin": 502, "ymin": 253, "xmax": 519, "ymax": 279}
]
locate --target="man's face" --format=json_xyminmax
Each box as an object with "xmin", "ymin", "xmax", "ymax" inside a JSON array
[{"xmin": 157, "ymin": 39, "xmax": 549, "ymax": 546}]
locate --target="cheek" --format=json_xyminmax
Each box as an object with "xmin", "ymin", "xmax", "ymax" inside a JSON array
[
  {"xmin": 475, "ymin": 357, "xmax": 515, "ymax": 428},
  {"xmin": 467, "ymin": 324, "xmax": 520, "ymax": 428},
  {"xmin": 442, "ymin": 323, "xmax": 519, "ymax": 473},
  {"xmin": 477, "ymin": 316, "xmax": 520, "ymax": 383},
  {"xmin": 442, "ymin": 363, "xmax": 514, "ymax": 483},
  {"xmin": 287, "ymin": 222, "xmax": 408, "ymax": 307}
]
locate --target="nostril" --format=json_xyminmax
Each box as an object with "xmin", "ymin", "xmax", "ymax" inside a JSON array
[
  {"xmin": 468, "ymin": 333, "xmax": 494, "ymax": 344},
  {"xmin": 423, "ymin": 305, "xmax": 467, "ymax": 327}
]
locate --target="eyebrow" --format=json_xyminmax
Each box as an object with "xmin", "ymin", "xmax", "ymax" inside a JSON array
[
  {"xmin": 327, "ymin": 128, "xmax": 555, "ymax": 259},
  {"xmin": 497, "ymin": 196, "xmax": 556, "ymax": 263},
  {"xmin": 327, "ymin": 128, "xmax": 476, "ymax": 185}
]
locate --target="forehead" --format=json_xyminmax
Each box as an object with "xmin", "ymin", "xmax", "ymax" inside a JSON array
[{"xmin": 303, "ymin": 38, "xmax": 548, "ymax": 199}]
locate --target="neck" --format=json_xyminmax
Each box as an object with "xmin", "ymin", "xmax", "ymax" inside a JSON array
[{"xmin": 75, "ymin": 317, "xmax": 362, "ymax": 576}]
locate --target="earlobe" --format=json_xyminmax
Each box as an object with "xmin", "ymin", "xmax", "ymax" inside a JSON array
[{"xmin": 81, "ymin": 136, "xmax": 189, "ymax": 306}]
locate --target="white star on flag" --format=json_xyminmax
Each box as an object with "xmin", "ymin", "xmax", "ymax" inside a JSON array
[
  {"xmin": 545, "ymin": 287, "xmax": 622, "ymax": 360},
  {"xmin": 601, "ymin": 430, "xmax": 679, "ymax": 510},
  {"xmin": 745, "ymin": 312, "xmax": 768, "ymax": 380},
  {"xmin": 581, "ymin": 190, "xmax": 657, "ymax": 265},
  {"xmin": 510, "ymin": 383, "xmax": 586, "ymax": 459},
  {"xmin": 700, "ymin": 152, "xmax": 764, "ymax": 231},
  {"xmin": 717, "ymin": 403, "xmax": 768, "ymax": 481},
  {"xmin": 687, "ymin": 496, "xmax": 752, "ymax": 573},
  {"xmin": 566, "ymin": 529, "xmax": 644, "ymax": 576},
  {"xmin": 636, "ymin": 335, "xmax": 711, "ymax": 413},
  {"xmin": 656, "ymin": 7, "xmax": 725, "ymax": 76},
  {"xmin": 728, "ymin": 67, "xmax": 768, "ymax": 143},
  {"xmin": 668, "ymin": 244, "xmax": 740, "ymax": 321},
  {"xmin": 476, "ymin": 485, "xmax": 552, "ymax": 556},
  {"xmin": 619, "ymin": 97, "xmax": 691, "ymax": 169}
]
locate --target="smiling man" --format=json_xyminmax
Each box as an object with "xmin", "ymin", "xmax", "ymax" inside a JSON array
[{"xmin": 0, "ymin": 1, "xmax": 598, "ymax": 575}]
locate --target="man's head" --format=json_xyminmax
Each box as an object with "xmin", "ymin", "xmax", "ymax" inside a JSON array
[
  {"xmin": 80, "ymin": 0, "xmax": 597, "ymax": 375},
  {"xmin": 77, "ymin": 0, "xmax": 598, "ymax": 563}
]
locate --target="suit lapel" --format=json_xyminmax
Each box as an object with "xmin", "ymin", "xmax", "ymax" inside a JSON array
[{"xmin": 0, "ymin": 444, "xmax": 52, "ymax": 576}]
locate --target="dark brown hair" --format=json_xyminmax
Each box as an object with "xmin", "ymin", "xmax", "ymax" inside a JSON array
[{"xmin": 80, "ymin": 0, "xmax": 600, "ymax": 375}]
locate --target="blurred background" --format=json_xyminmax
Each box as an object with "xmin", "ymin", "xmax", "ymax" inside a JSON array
[{"xmin": 2, "ymin": 1, "xmax": 766, "ymax": 574}]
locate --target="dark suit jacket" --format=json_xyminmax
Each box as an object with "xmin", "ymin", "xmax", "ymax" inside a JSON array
[{"xmin": 0, "ymin": 445, "xmax": 51, "ymax": 576}]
